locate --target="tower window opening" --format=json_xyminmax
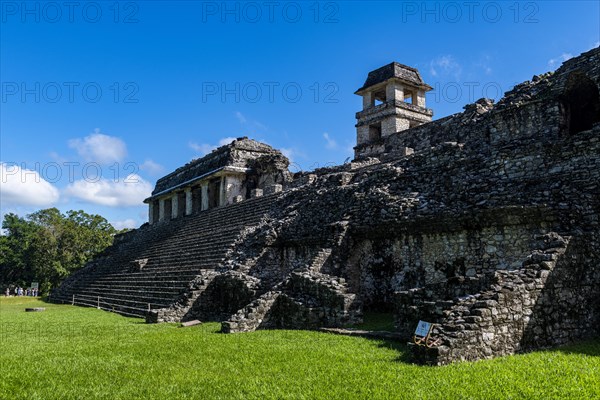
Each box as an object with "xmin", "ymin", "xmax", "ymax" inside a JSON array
[
  {"xmin": 368, "ymin": 123, "xmax": 382, "ymax": 141},
  {"xmin": 562, "ymin": 72, "xmax": 600, "ymax": 135}
]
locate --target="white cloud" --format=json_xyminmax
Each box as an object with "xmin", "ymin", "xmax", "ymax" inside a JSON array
[
  {"xmin": 548, "ymin": 53, "xmax": 573, "ymax": 69},
  {"xmin": 189, "ymin": 142, "xmax": 215, "ymax": 155},
  {"xmin": 68, "ymin": 129, "xmax": 127, "ymax": 164},
  {"xmin": 64, "ymin": 174, "xmax": 152, "ymax": 207},
  {"xmin": 189, "ymin": 137, "xmax": 237, "ymax": 156},
  {"xmin": 235, "ymin": 111, "xmax": 247, "ymax": 124},
  {"xmin": 111, "ymin": 218, "xmax": 138, "ymax": 230},
  {"xmin": 323, "ymin": 132, "xmax": 338, "ymax": 150},
  {"xmin": 0, "ymin": 163, "xmax": 60, "ymax": 207},
  {"xmin": 139, "ymin": 159, "xmax": 164, "ymax": 176},
  {"xmin": 218, "ymin": 137, "xmax": 237, "ymax": 146},
  {"xmin": 476, "ymin": 54, "xmax": 493, "ymax": 75},
  {"xmin": 429, "ymin": 55, "xmax": 462, "ymax": 79},
  {"xmin": 594, "ymin": 41, "xmax": 600, "ymax": 48},
  {"xmin": 280, "ymin": 148, "xmax": 295, "ymax": 161},
  {"xmin": 235, "ymin": 111, "xmax": 267, "ymax": 131}
]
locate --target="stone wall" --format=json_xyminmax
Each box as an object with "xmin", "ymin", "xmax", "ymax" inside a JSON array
[
  {"xmin": 346, "ymin": 219, "xmax": 546, "ymax": 310},
  {"xmin": 410, "ymin": 232, "xmax": 600, "ymax": 365}
]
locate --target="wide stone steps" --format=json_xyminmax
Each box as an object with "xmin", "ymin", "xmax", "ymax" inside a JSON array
[
  {"xmin": 85, "ymin": 282, "xmax": 190, "ymax": 290},
  {"xmin": 101, "ymin": 261, "xmax": 224, "ymax": 274},
  {"xmin": 77, "ymin": 288, "xmax": 177, "ymax": 304},
  {"xmin": 52, "ymin": 194, "xmax": 278, "ymax": 318},
  {"xmin": 84, "ymin": 285, "xmax": 184, "ymax": 296},
  {"xmin": 75, "ymin": 270, "xmax": 203, "ymax": 286}
]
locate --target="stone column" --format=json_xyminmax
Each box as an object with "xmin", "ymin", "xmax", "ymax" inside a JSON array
[
  {"xmin": 201, "ymin": 183, "xmax": 209, "ymax": 211},
  {"xmin": 362, "ymin": 91, "xmax": 374, "ymax": 109},
  {"xmin": 158, "ymin": 198, "xmax": 165, "ymax": 221},
  {"xmin": 185, "ymin": 188, "xmax": 192, "ymax": 215},
  {"xmin": 219, "ymin": 176, "xmax": 226, "ymax": 207},
  {"xmin": 416, "ymin": 90, "xmax": 426, "ymax": 108},
  {"xmin": 148, "ymin": 202, "xmax": 155, "ymax": 224},
  {"xmin": 386, "ymin": 81, "xmax": 403, "ymax": 102},
  {"xmin": 171, "ymin": 194, "xmax": 179, "ymax": 219}
]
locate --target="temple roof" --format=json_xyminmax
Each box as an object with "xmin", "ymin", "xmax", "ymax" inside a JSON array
[
  {"xmin": 149, "ymin": 137, "xmax": 284, "ymax": 197},
  {"xmin": 355, "ymin": 62, "xmax": 432, "ymax": 94}
]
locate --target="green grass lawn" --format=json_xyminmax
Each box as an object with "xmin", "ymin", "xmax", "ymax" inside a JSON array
[{"xmin": 1, "ymin": 297, "xmax": 599, "ymax": 399}]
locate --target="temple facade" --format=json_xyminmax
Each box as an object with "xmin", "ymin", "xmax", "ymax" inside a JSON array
[{"xmin": 144, "ymin": 138, "xmax": 290, "ymax": 224}]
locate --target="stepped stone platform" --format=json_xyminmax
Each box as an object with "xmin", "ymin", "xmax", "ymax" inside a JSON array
[
  {"xmin": 51, "ymin": 195, "xmax": 276, "ymax": 318},
  {"xmin": 52, "ymin": 47, "xmax": 600, "ymax": 364}
]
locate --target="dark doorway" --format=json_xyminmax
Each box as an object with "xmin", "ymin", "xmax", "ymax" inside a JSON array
[
  {"xmin": 208, "ymin": 178, "xmax": 221, "ymax": 209},
  {"xmin": 562, "ymin": 72, "xmax": 600, "ymax": 135},
  {"xmin": 368, "ymin": 122, "xmax": 382, "ymax": 141},
  {"xmin": 164, "ymin": 198, "xmax": 172, "ymax": 220},
  {"xmin": 177, "ymin": 191, "xmax": 186, "ymax": 217},
  {"xmin": 152, "ymin": 200, "xmax": 159, "ymax": 223},
  {"xmin": 192, "ymin": 186, "xmax": 202, "ymax": 213}
]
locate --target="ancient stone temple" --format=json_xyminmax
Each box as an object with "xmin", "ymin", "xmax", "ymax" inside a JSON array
[
  {"xmin": 52, "ymin": 46, "xmax": 600, "ymax": 365},
  {"xmin": 143, "ymin": 138, "xmax": 290, "ymax": 224}
]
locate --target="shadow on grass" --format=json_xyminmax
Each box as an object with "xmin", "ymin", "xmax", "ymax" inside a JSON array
[
  {"xmin": 553, "ymin": 338, "xmax": 600, "ymax": 357},
  {"xmin": 347, "ymin": 312, "xmax": 396, "ymax": 332},
  {"xmin": 375, "ymin": 338, "xmax": 413, "ymax": 363}
]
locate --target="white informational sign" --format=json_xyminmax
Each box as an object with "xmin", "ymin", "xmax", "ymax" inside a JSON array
[
  {"xmin": 414, "ymin": 320, "xmax": 432, "ymax": 337},
  {"xmin": 31, "ymin": 282, "xmax": 39, "ymax": 290}
]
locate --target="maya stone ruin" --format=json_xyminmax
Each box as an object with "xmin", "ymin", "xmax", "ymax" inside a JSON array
[{"xmin": 52, "ymin": 47, "xmax": 600, "ymax": 365}]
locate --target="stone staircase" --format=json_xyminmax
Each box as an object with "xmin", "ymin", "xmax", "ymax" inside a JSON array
[
  {"xmin": 221, "ymin": 244, "xmax": 363, "ymax": 333},
  {"xmin": 50, "ymin": 195, "xmax": 277, "ymax": 318},
  {"xmin": 221, "ymin": 271, "xmax": 362, "ymax": 333}
]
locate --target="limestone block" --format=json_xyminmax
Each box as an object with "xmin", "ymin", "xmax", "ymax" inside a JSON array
[{"xmin": 264, "ymin": 184, "xmax": 282, "ymax": 195}]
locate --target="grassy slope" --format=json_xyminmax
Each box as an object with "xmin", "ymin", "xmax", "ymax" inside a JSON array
[{"xmin": 0, "ymin": 297, "xmax": 598, "ymax": 399}]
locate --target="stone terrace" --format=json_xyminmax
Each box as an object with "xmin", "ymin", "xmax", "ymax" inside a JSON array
[{"xmin": 51, "ymin": 195, "xmax": 276, "ymax": 317}]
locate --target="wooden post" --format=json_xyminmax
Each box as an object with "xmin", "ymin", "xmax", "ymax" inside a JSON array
[
  {"xmin": 72, "ymin": 294, "xmax": 75, "ymax": 305},
  {"xmin": 97, "ymin": 296, "xmax": 100, "ymax": 309},
  {"xmin": 148, "ymin": 303, "xmax": 151, "ymax": 312}
]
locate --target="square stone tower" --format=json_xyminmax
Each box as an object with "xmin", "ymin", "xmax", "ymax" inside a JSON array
[{"xmin": 355, "ymin": 62, "xmax": 433, "ymax": 157}]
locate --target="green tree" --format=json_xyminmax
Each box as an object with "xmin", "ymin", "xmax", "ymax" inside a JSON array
[
  {"xmin": 0, "ymin": 213, "xmax": 38, "ymax": 286},
  {"xmin": 0, "ymin": 208, "xmax": 118, "ymax": 295}
]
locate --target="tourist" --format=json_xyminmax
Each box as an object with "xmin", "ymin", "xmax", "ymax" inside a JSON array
[
  {"xmin": 17, "ymin": 287, "xmax": 23, "ymax": 296},
  {"xmin": 4, "ymin": 288, "xmax": 9, "ymax": 297}
]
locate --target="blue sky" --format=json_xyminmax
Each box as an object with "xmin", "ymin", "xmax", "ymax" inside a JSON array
[{"xmin": 1, "ymin": 1, "xmax": 599, "ymax": 229}]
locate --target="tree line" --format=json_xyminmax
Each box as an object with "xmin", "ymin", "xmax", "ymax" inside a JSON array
[{"xmin": 0, "ymin": 208, "xmax": 123, "ymax": 296}]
